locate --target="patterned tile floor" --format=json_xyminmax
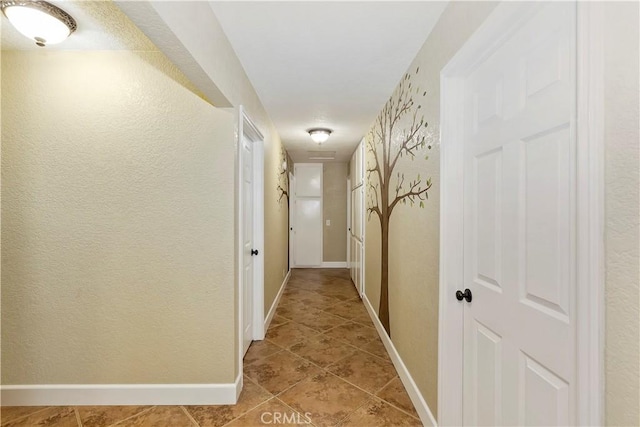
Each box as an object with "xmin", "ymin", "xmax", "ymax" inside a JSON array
[{"xmin": 1, "ymin": 269, "xmax": 422, "ymax": 426}]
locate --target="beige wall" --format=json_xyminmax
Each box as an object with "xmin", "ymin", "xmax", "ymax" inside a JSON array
[
  {"xmin": 1, "ymin": 50, "xmax": 236, "ymax": 384},
  {"xmin": 190, "ymin": 10, "xmax": 291, "ymax": 320},
  {"xmin": 323, "ymin": 163, "xmax": 348, "ymax": 262},
  {"xmin": 603, "ymin": 2, "xmax": 639, "ymax": 425},
  {"xmin": 363, "ymin": 1, "xmax": 498, "ymax": 417},
  {"xmin": 124, "ymin": 0, "xmax": 291, "ymax": 354},
  {"xmin": 1, "ymin": 2, "xmax": 290, "ymax": 387}
]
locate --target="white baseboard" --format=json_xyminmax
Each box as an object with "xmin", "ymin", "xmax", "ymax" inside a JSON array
[
  {"xmin": 362, "ymin": 295, "xmax": 437, "ymax": 427},
  {"xmin": 1, "ymin": 375, "xmax": 242, "ymax": 406},
  {"xmin": 320, "ymin": 262, "xmax": 347, "ymax": 268},
  {"xmin": 235, "ymin": 375, "xmax": 243, "ymax": 401},
  {"xmin": 264, "ymin": 270, "xmax": 290, "ymax": 331}
]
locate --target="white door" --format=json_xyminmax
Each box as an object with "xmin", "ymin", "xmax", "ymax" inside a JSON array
[
  {"xmin": 294, "ymin": 199, "xmax": 322, "ymax": 266},
  {"xmin": 289, "ymin": 171, "xmax": 294, "ymax": 270},
  {"xmin": 461, "ymin": 3, "xmax": 576, "ymax": 425},
  {"xmin": 293, "ymin": 164, "xmax": 323, "ymax": 267},
  {"xmin": 241, "ymin": 135, "xmax": 254, "ymax": 355}
]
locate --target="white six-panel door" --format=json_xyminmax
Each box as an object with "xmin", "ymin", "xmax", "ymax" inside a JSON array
[
  {"xmin": 461, "ymin": 3, "xmax": 577, "ymax": 425},
  {"xmin": 241, "ymin": 135, "xmax": 254, "ymax": 355}
]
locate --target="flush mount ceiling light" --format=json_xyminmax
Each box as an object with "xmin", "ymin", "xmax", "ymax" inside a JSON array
[
  {"xmin": 1, "ymin": 1, "xmax": 76, "ymax": 47},
  {"xmin": 308, "ymin": 128, "xmax": 332, "ymax": 144}
]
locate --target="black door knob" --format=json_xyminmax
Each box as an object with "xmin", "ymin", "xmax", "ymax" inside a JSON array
[
  {"xmin": 456, "ymin": 288, "xmax": 472, "ymax": 303},
  {"xmin": 251, "ymin": 249, "xmax": 259, "ymax": 256}
]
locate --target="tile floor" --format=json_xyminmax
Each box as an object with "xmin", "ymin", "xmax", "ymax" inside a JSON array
[{"xmin": 1, "ymin": 269, "xmax": 422, "ymax": 427}]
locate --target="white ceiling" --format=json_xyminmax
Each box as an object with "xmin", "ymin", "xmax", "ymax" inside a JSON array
[{"xmin": 210, "ymin": 1, "xmax": 447, "ymax": 162}]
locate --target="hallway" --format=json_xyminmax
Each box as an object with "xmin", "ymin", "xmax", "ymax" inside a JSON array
[
  {"xmin": 241, "ymin": 268, "xmax": 420, "ymax": 426},
  {"xmin": 1, "ymin": 269, "xmax": 421, "ymax": 427}
]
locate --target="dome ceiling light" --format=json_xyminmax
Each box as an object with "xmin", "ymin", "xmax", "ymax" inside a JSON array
[
  {"xmin": 308, "ymin": 128, "xmax": 332, "ymax": 144},
  {"xmin": 1, "ymin": 1, "xmax": 77, "ymax": 47}
]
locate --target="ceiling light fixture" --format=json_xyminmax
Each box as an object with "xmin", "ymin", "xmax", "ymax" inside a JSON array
[
  {"xmin": 308, "ymin": 128, "xmax": 332, "ymax": 144},
  {"xmin": 1, "ymin": 1, "xmax": 77, "ymax": 47}
]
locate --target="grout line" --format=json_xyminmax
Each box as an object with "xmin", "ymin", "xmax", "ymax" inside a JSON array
[
  {"xmin": 180, "ymin": 405, "xmax": 200, "ymax": 426},
  {"xmin": 0, "ymin": 406, "xmax": 52, "ymax": 425},
  {"xmin": 219, "ymin": 396, "xmax": 279, "ymax": 427},
  {"xmin": 273, "ymin": 397, "xmax": 316, "ymax": 426},
  {"xmin": 270, "ymin": 346, "xmax": 391, "ymax": 411},
  {"xmin": 333, "ymin": 392, "xmax": 374, "ymax": 426},
  {"xmin": 109, "ymin": 406, "xmax": 156, "ymax": 427},
  {"xmin": 227, "ymin": 376, "xmax": 280, "ymax": 422},
  {"xmin": 352, "ymin": 343, "xmax": 396, "ymax": 364},
  {"xmin": 378, "ymin": 398, "xmax": 422, "ymax": 421},
  {"xmin": 373, "ymin": 376, "xmax": 398, "ymax": 395},
  {"xmin": 243, "ymin": 348, "xmax": 286, "ymax": 368},
  {"xmin": 321, "ymin": 367, "xmax": 392, "ymax": 402},
  {"xmin": 74, "ymin": 407, "xmax": 83, "ymax": 427}
]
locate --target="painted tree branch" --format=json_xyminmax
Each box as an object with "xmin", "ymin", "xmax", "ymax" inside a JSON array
[
  {"xmin": 364, "ymin": 66, "xmax": 434, "ymax": 336},
  {"xmin": 277, "ymin": 147, "xmax": 291, "ymax": 205}
]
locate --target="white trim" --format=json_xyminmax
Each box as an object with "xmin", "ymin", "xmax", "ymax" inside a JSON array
[
  {"xmin": 289, "ymin": 172, "xmax": 296, "ymax": 270},
  {"xmin": 235, "ymin": 375, "xmax": 244, "ymax": 402},
  {"xmin": 438, "ymin": 2, "xmax": 604, "ymax": 425},
  {"xmin": 264, "ymin": 270, "xmax": 290, "ymax": 331},
  {"xmin": 438, "ymin": 67, "xmax": 465, "ymax": 426},
  {"xmin": 1, "ymin": 375, "xmax": 242, "ymax": 406},
  {"xmin": 576, "ymin": 2, "xmax": 605, "ymax": 425},
  {"xmin": 237, "ymin": 106, "xmax": 265, "ymax": 380},
  {"xmin": 320, "ymin": 262, "xmax": 347, "ymax": 268},
  {"xmin": 359, "ymin": 141, "xmax": 366, "ymax": 298},
  {"xmin": 252, "ymin": 131, "xmax": 265, "ymax": 341},
  {"xmin": 362, "ymin": 295, "xmax": 436, "ymax": 427},
  {"xmin": 346, "ymin": 178, "xmax": 351, "ymax": 270}
]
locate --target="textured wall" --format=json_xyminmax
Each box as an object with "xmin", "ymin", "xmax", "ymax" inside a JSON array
[
  {"xmin": 1, "ymin": 50, "xmax": 236, "ymax": 384},
  {"xmin": 183, "ymin": 5, "xmax": 291, "ymax": 318},
  {"xmin": 323, "ymin": 163, "xmax": 348, "ymax": 262},
  {"xmin": 363, "ymin": 1, "xmax": 498, "ymax": 417},
  {"xmin": 125, "ymin": 0, "xmax": 291, "ymax": 343},
  {"xmin": 603, "ymin": 3, "xmax": 640, "ymax": 425},
  {"xmin": 263, "ymin": 124, "xmax": 291, "ymax": 314}
]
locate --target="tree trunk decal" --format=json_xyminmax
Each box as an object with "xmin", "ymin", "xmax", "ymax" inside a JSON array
[
  {"xmin": 277, "ymin": 147, "xmax": 293, "ymax": 269},
  {"xmin": 366, "ymin": 67, "xmax": 434, "ymax": 336},
  {"xmin": 277, "ymin": 146, "xmax": 291, "ymax": 206}
]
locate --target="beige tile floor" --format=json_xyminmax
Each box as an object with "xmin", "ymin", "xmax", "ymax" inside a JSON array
[{"xmin": 1, "ymin": 269, "xmax": 422, "ymax": 426}]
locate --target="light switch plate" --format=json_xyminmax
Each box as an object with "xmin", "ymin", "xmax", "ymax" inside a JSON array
[{"xmin": 326, "ymin": 219, "xmax": 331, "ymax": 226}]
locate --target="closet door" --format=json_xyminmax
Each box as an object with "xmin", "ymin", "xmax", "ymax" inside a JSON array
[{"xmin": 293, "ymin": 164, "xmax": 323, "ymax": 267}]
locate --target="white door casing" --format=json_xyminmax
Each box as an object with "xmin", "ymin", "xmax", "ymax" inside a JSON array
[
  {"xmin": 439, "ymin": 2, "xmax": 604, "ymax": 426},
  {"xmin": 237, "ymin": 107, "xmax": 265, "ymax": 366},
  {"xmin": 346, "ymin": 178, "xmax": 351, "ymax": 269},
  {"xmin": 289, "ymin": 171, "xmax": 295, "ymax": 269},
  {"xmin": 349, "ymin": 141, "xmax": 366, "ymax": 296}
]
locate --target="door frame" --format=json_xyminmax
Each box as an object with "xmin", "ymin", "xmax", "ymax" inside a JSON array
[
  {"xmin": 289, "ymin": 171, "xmax": 295, "ymax": 270},
  {"xmin": 346, "ymin": 178, "xmax": 351, "ymax": 269},
  {"xmin": 237, "ymin": 106, "xmax": 265, "ymax": 373},
  {"xmin": 437, "ymin": 2, "xmax": 604, "ymax": 425}
]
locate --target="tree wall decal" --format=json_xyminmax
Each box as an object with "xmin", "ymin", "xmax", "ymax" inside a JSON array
[
  {"xmin": 366, "ymin": 67, "xmax": 434, "ymax": 336},
  {"xmin": 277, "ymin": 146, "xmax": 293, "ymax": 269},
  {"xmin": 277, "ymin": 146, "xmax": 291, "ymax": 206}
]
